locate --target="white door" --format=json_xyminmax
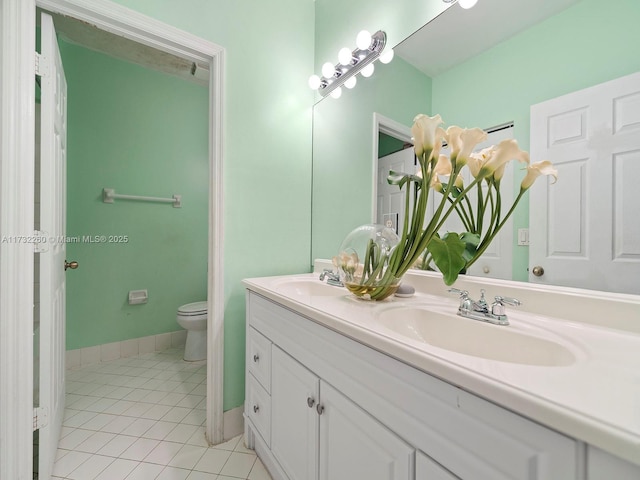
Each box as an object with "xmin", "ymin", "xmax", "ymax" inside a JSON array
[
  {"xmin": 318, "ymin": 381, "xmax": 413, "ymax": 480},
  {"xmin": 530, "ymin": 72, "xmax": 640, "ymax": 294},
  {"xmin": 377, "ymin": 147, "xmax": 415, "ymax": 235},
  {"xmin": 38, "ymin": 12, "xmax": 68, "ymax": 479},
  {"xmin": 271, "ymin": 346, "xmax": 319, "ymax": 480},
  {"xmin": 432, "ymin": 127, "xmax": 514, "ymax": 280}
]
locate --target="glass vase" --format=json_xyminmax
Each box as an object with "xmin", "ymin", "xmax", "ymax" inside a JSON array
[{"xmin": 334, "ymin": 224, "xmax": 401, "ymax": 301}]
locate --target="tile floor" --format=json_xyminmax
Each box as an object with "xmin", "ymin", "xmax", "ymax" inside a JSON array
[{"xmin": 51, "ymin": 347, "xmax": 272, "ymax": 480}]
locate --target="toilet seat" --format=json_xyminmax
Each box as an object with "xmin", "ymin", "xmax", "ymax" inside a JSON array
[{"xmin": 177, "ymin": 301, "xmax": 207, "ymax": 316}]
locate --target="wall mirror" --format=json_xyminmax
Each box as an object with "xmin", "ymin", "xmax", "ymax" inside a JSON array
[{"xmin": 311, "ymin": 0, "xmax": 640, "ymax": 295}]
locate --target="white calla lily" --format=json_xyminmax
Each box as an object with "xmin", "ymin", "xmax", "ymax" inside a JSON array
[
  {"xmin": 521, "ymin": 160, "xmax": 558, "ymax": 190},
  {"xmin": 477, "ymin": 139, "xmax": 529, "ymax": 179}
]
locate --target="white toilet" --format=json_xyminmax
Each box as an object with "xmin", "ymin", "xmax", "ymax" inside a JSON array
[{"xmin": 176, "ymin": 301, "xmax": 207, "ymax": 362}]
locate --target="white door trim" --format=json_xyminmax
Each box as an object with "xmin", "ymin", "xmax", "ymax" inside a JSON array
[
  {"xmin": 372, "ymin": 113, "xmax": 412, "ymax": 223},
  {"xmin": 0, "ymin": 2, "xmax": 37, "ymax": 479},
  {"xmin": 0, "ymin": 1, "xmax": 225, "ymax": 476}
]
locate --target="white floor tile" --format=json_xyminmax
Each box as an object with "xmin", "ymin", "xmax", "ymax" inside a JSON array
[
  {"xmin": 100, "ymin": 415, "xmax": 134, "ymax": 434},
  {"xmin": 57, "ymin": 428, "xmax": 94, "ymax": 450},
  {"xmin": 156, "ymin": 466, "xmax": 191, "ymax": 480},
  {"xmin": 185, "ymin": 471, "xmax": 217, "ymax": 480},
  {"xmin": 103, "ymin": 399, "xmax": 136, "ymax": 415},
  {"xmin": 63, "ymin": 410, "xmax": 97, "ymax": 428},
  {"xmin": 53, "ymin": 347, "xmax": 273, "ymax": 480},
  {"xmin": 161, "ymin": 406, "xmax": 192, "ymax": 423},
  {"xmin": 93, "ymin": 458, "xmax": 138, "ymax": 480},
  {"xmin": 121, "ymin": 417, "xmax": 157, "ymax": 437},
  {"xmin": 66, "ymin": 453, "xmax": 114, "ymax": 480},
  {"xmin": 167, "ymin": 444, "xmax": 207, "ymax": 470},
  {"xmin": 219, "ymin": 452, "xmax": 256, "ymax": 479},
  {"xmin": 124, "ymin": 461, "xmax": 164, "ymax": 480},
  {"xmin": 181, "ymin": 409, "xmax": 206, "ymax": 426},
  {"xmin": 248, "ymin": 458, "xmax": 272, "ymax": 480},
  {"xmin": 186, "ymin": 428, "xmax": 209, "ymax": 447},
  {"xmin": 80, "ymin": 413, "xmax": 118, "ymax": 431},
  {"xmin": 213, "ymin": 435, "xmax": 240, "ymax": 452},
  {"xmin": 141, "ymin": 403, "xmax": 174, "ymax": 420},
  {"xmin": 144, "ymin": 420, "xmax": 179, "ymax": 440},
  {"xmin": 96, "ymin": 434, "xmax": 138, "ymax": 457},
  {"xmin": 144, "ymin": 440, "xmax": 184, "ymax": 465},
  {"xmin": 75, "ymin": 431, "xmax": 116, "ymax": 454},
  {"xmin": 52, "ymin": 450, "xmax": 92, "ymax": 477},
  {"xmin": 120, "ymin": 437, "xmax": 160, "ymax": 461},
  {"xmin": 164, "ymin": 424, "xmax": 199, "ymax": 444},
  {"xmin": 193, "ymin": 448, "xmax": 231, "ymax": 475}
]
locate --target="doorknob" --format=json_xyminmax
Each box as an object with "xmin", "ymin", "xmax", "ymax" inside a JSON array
[
  {"xmin": 531, "ymin": 265, "xmax": 544, "ymax": 277},
  {"xmin": 64, "ymin": 260, "xmax": 79, "ymax": 271}
]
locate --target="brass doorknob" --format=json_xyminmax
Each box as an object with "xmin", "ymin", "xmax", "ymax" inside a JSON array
[
  {"xmin": 64, "ymin": 260, "xmax": 79, "ymax": 271},
  {"xmin": 532, "ymin": 265, "xmax": 544, "ymax": 277}
]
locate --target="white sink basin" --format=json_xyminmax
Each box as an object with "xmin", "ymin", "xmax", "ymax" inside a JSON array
[
  {"xmin": 374, "ymin": 307, "xmax": 576, "ymax": 366},
  {"xmin": 274, "ymin": 278, "xmax": 346, "ymax": 297}
]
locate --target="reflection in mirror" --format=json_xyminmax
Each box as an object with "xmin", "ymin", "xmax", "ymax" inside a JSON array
[{"xmin": 311, "ymin": 0, "xmax": 640, "ymax": 295}]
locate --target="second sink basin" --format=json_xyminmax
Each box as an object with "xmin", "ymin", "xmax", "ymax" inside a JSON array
[{"xmin": 374, "ymin": 307, "xmax": 576, "ymax": 367}]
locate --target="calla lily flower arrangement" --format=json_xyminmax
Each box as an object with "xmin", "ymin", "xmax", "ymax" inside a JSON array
[
  {"xmin": 335, "ymin": 113, "xmax": 557, "ymax": 300},
  {"xmin": 395, "ymin": 113, "xmax": 558, "ymax": 285}
]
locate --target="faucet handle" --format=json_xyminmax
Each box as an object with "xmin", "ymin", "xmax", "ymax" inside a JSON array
[
  {"xmin": 494, "ymin": 296, "xmax": 521, "ymax": 307},
  {"xmin": 448, "ymin": 288, "xmax": 469, "ymax": 298},
  {"xmin": 492, "ymin": 296, "xmax": 521, "ymax": 316}
]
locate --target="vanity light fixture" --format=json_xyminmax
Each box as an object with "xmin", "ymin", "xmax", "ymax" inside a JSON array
[
  {"xmin": 308, "ymin": 29, "xmax": 390, "ymax": 98},
  {"xmin": 443, "ymin": 0, "xmax": 479, "ymax": 9}
]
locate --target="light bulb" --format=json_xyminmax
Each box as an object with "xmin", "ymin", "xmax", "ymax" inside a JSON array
[
  {"xmin": 338, "ymin": 47, "xmax": 353, "ymax": 66},
  {"xmin": 458, "ymin": 0, "xmax": 478, "ymax": 9},
  {"xmin": 308, "ymin": 75, "xmax": 321, "ymax": 90},
  {"xmin": 344, "ymin": 76, "xmax": 357, "ymax": 89},
  {"xmin": 330, "ymin": 87, "xmax": 342, "ymax": 99},
  {"xmin": 361, "ymin": 63, "xmax": 375, "ymax": 78},
  {"xmin": 356, "ymin": 30, "xmax": 372, "ymax": 50},
  {"xmin": 379, "ymin": 48, "xmax": 394, "ymax": 64},
  {"xmin": 321, "ymin": 62, "xmax": 335, "ymax": 78}
]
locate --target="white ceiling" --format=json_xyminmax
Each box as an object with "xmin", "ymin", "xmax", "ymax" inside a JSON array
[{"xmin": 395, "ymin": 0, "xmax": 581, "ymax": 77}]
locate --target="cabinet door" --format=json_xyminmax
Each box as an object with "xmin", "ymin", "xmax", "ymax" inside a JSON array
[
  {"xmin": 271, "ymin": 346, "xmax": 319, "ymax": 480},
  {"xmin": 318, "ymin": 381, "xmax": 413, "ymax": 480},
  {"xmin": 416, "ymin": 451, "xmax": 460, "ymax": 480}
]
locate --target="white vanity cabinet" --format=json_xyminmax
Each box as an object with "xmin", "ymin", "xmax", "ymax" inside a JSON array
[
  {"xmin": 244, "ymin": 291, "xmax": 581, "ymax": 480},
  {"xmin": 269, "ymin": 346, "xmax": 414, "ymax": 480}
]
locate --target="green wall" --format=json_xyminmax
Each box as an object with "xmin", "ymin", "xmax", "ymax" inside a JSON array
[
  {"xmin": 80, "ymin": 0, "xmax": 315, "ymax": 412},
  {"xmin": 378, "ymin": 133, "xmax": 406, "ymax": 158},
  {"xmin": 63, "ymin": 41, "xmax": 209, "ymax": 350},
  {"xmin": 431, "ymin": 0, "xmax": 640, "ymax": 280}
]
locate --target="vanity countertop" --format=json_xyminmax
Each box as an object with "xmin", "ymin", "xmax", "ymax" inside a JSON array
[{"xmin": 243, "ymin": 271, "xmax": 640, "ymax": 466}]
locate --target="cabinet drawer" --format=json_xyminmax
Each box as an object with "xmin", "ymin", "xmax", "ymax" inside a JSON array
[
  {"xmin": 248, "ymin": 327, "xmax": 271, "ymax": 392},
  {"xmin": 247, "ymin": 373, "xmax": 271, "ymax": 446}
]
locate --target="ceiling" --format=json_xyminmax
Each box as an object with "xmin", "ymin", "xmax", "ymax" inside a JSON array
[{"xmin": 395, "ymin": 0, "xmax": 581, "ymax": 77}]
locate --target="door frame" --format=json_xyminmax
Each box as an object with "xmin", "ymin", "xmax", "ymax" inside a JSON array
[{"xmin": 0, "ymin": 0, "xmax": 225, "ymax": 476}]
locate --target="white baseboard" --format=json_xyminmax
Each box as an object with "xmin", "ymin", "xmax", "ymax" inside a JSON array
[
  {"xmin": 65, "ymin": 330, "xmax": 187, "ymax": 369},
  {"xmin": 223, "ymin": 405, "xmax": 245, "ymax": 441}
]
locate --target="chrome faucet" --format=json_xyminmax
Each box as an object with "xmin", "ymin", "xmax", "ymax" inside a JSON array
[
  {"xmin": 448, "ymin": 288, "xmax": 520, "ymax": 326},
  {"xmin": 319, "ymin": 269, "xmax": 343, "ymax": 287}
]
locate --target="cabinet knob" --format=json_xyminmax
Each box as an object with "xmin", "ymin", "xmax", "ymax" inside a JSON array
[
  {"xmin": 253, "ymin": 354, "xmax": 259, "ymax": 362},
  {"xmin": 253, "ymin": 404, "xmax": 259, "ymax": 413},
  {"xmin": 307, "ymin": 397, "xmax": 315, "ymax": 408},
  {"xmin": 316, "ymin": 404, "xmax": 324, "ymax": 415}
]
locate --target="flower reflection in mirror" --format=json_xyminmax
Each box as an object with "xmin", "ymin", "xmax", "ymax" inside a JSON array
[{"xmin": 394, "ymin": 114, "xmax": 557, "ymax": 286}]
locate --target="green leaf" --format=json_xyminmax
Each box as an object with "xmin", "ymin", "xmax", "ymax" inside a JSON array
[
  {"xmin": 427, "ymin": 233, "xmax": 467, "ymax": 285},
  {"xmin": 459, "ymin": 232, "xmax": 481, "ymax": 263}
]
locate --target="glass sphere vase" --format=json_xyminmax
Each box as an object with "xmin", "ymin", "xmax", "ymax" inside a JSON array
[{"xmin": 335, "ymin": 224, "xmax": 401, "ymax": 301}]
